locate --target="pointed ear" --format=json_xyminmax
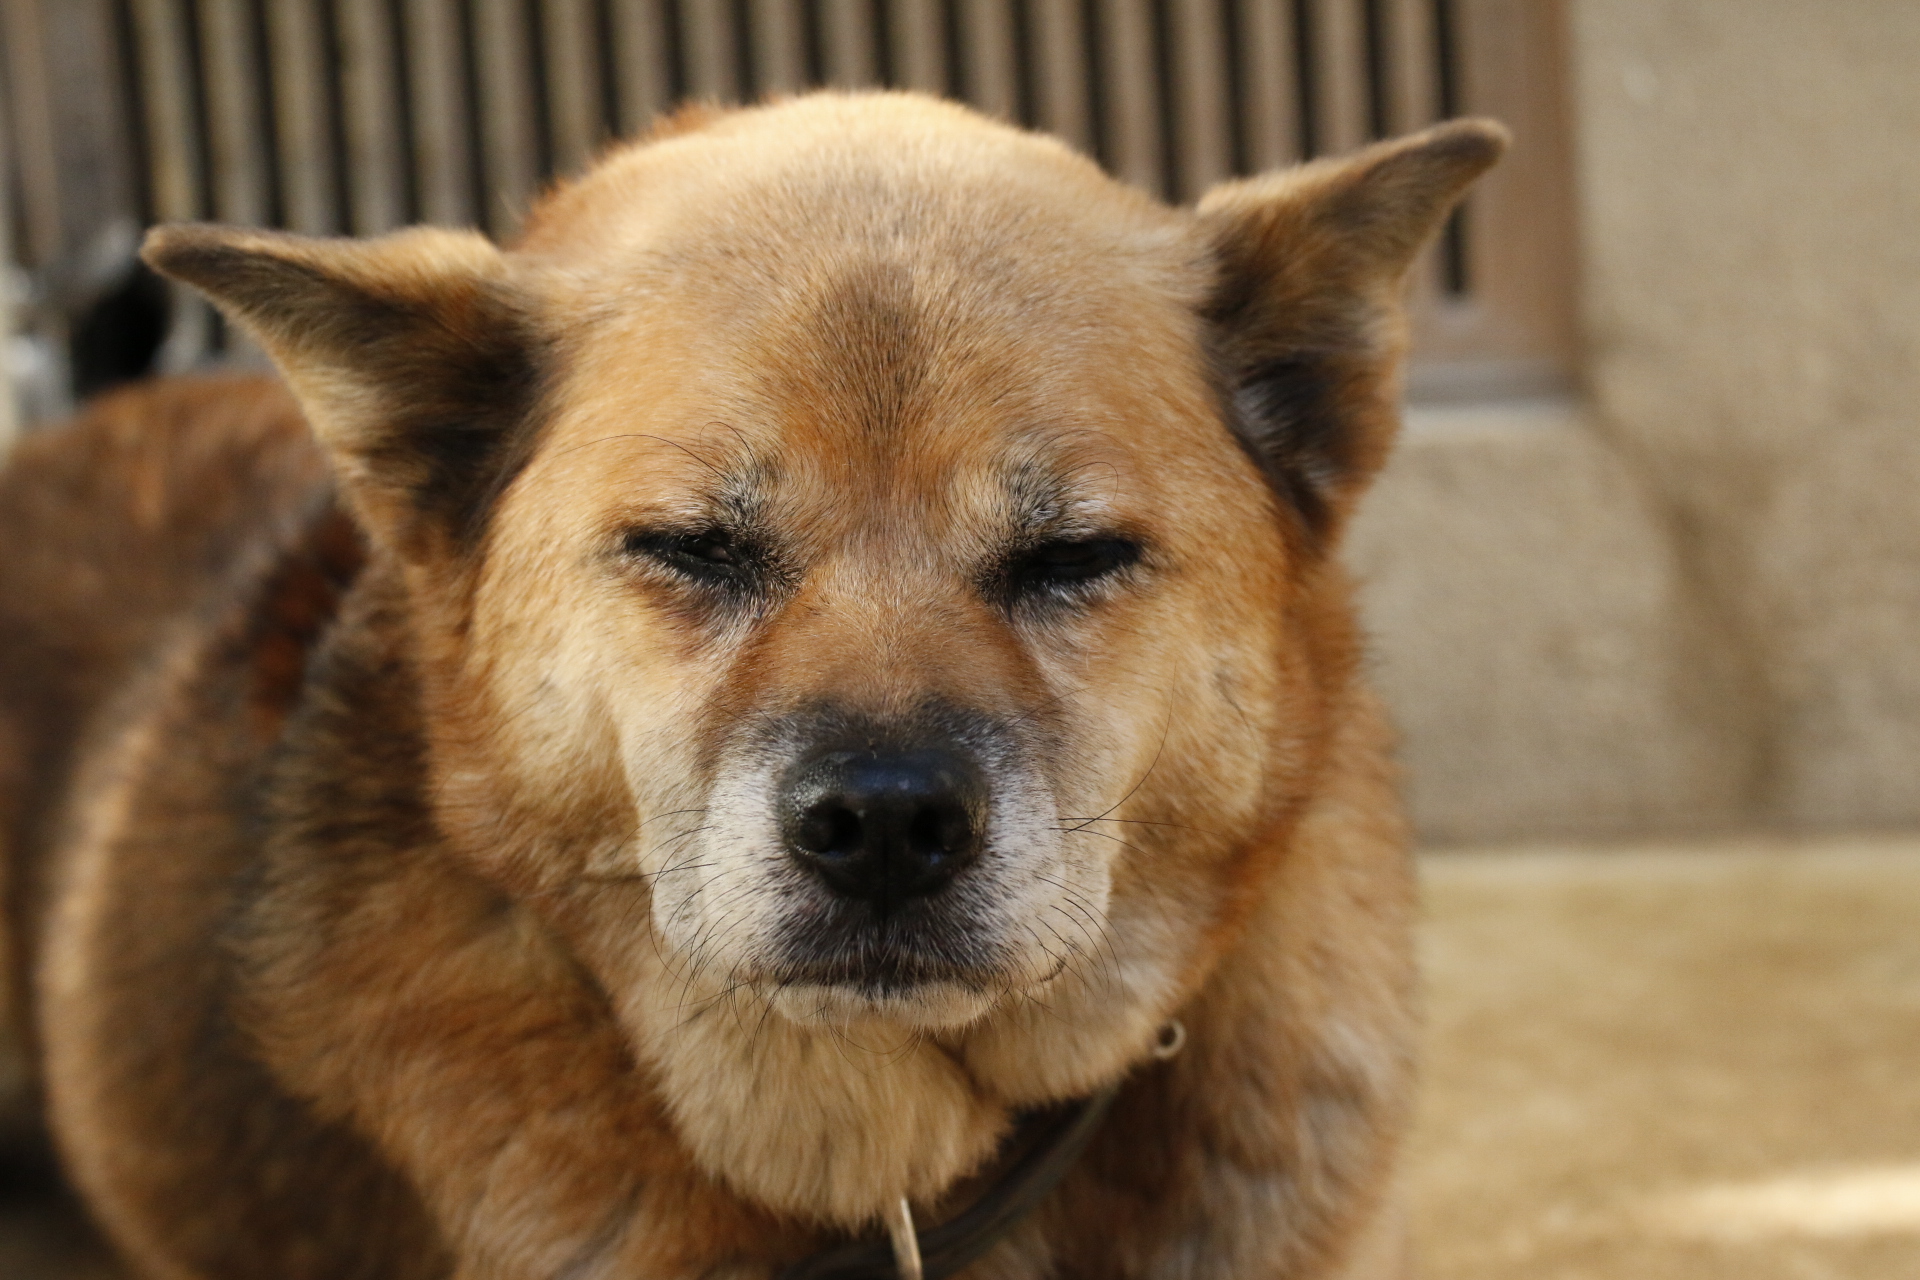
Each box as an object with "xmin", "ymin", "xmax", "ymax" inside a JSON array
[
  {"xmin": 1196, "ymin": 119, "xmax": 1507, "ymax": 542},
  {"xmin": 142, "ymin": 224, "xmax": 544, "ymax": 557}
]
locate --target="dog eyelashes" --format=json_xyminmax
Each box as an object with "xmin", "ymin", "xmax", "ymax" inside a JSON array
[
  {"xmin": 623, "ymin": 526, "xmax": 771, "ymax": 591},
  {"xmin": 996, "ymin": 537, "xmax": 1142, "ymax": 605}
]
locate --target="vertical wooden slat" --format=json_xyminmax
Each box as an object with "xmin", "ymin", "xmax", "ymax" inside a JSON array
[
  {"xmin": 1027, "ymin": 0, "xmax": 1090, "ymax": 152},
  {"xmin": 1236, "ymin": 0, "xmax": 1301, "ymax": 171},
  {"xmin": 956, "ymin": 0, "xmax": 1016, "ymax": 120},
  {"xmin": 124, "ymin": 4, "xmax": 205, "ymax": 228},
  {"xmin": 681, "ymin": 1, "xmax": 738, "ymax": 101},
  {"xmin": 1308, "ymin": 0, "xmax": 1369, "ymax": 155},
  {"xmin": 820, "ymin": 0, "xmax": 879, "ymax": 88},
  {"xmin": 887, "ymin": 0, "xmax": 946, "ymax": 96},
  {"xmin": 472, "ymin": 0, "xmax": 542, "ymax": 234},
  {"xmin": 1402, "ymin": 0, "xmax": 1577, "ymax": 394},
  {"xmin": 404, "ymin": 0, "xmax": 476, "ymax": 226},
  {"xmin": 0, "ymin": 51, "xmax": 20, "ymax": 447},
  {"xmin": 1166, "ymin": 0, "xmax": 1230, "ymax": 200},
  {"xmin": 337, "ymin": 0, "xmax": 407, "ymax": 232},
  {"xmin": 545, "ymin": 0, "xmax": 606, "ymax": 173},
  {"xmin": 2, "ymin": 1, "xmax": 140, "ymax": 267},
  {"xmin": 195, "ymin": 0, "xmax": 273, "ymax": 370},
  {"xmin": 1095, "ymin": 0, "xmax": 1162, "ymax": 193},
  {"xmin": 198, "ymin": 0, "xmax": 270, "ymax": 225},
  {"xmin": 1, "ymin": 0, "xmax": 64, "ymax": 265},
  {"xmin": 609, "ymin": 0, "xmax": 675, "ymax": 135},
  {"xmin": 1382, "ymin": 0, "xmax": 1437, "ymax": 133},
  {"xmin": 129, "ymin": 0, "xmax": 212, "ymax": 368},
  {"xmin": 265, "ymin": 0, "xmax": 339, "ymax": 234},
  {"xmin": 749, "ymin": 0, "xmax": 808, "ymax": 97}
]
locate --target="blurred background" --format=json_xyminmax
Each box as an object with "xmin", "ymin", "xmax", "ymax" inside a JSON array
[{"xmin": 1, "ymin": 2, "xmax": 1917, "ymax": 1278}]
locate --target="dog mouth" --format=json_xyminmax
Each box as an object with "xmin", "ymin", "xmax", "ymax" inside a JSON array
[
  {"xmin": 772, "ymin": 951, "xmax": 991, "ymax": 997},
  {"xmin": 769, "ymin": 897, "xmax": 1009, "ymax": 992}
]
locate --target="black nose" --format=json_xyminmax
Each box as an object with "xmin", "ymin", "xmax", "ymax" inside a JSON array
[{"xmin": 779, "ymin": 747, "xmax": 987, "ymax": 908}]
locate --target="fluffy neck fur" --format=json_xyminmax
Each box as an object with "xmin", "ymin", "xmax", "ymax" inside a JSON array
[{"xmin": 246, "ymin": 560, "xmax": 1209, "ymax": 1232}]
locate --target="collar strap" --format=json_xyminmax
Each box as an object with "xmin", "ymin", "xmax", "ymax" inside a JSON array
[{"xmin": 776, "ymin": 1083, "xmax": 1123, "ymax": 1280}]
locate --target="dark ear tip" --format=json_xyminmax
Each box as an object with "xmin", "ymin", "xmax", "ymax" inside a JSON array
[
  {"xmin": 1410, "ymin": 118, "xmax": 1511, "ymax": 174},
  {"xmin": 141, "ymin": 222, "xmax": 245, "ymax": 286}
]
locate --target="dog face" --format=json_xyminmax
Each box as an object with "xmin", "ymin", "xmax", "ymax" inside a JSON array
[
  {"xmin": 148, "ymin": 96, "xmax": 1501, "ymax": 1040},
  {"xmin": 478, "ymin": 187, "xmax": 1294, "ymax": 1030}
]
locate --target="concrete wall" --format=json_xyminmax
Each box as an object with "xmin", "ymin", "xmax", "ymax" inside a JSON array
[
  {"xmin": 1572, "ymin": 0, "xmax": 1920, "ymax": 829},
  {"xmin": 1353, "ymin": 1, "xmax": 1920, "ymax": 842},
  {"xmin": 1348, "ymin": 402, "xmax": 1744, "ymax": 843}
]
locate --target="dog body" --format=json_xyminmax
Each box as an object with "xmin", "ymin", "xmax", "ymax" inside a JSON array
[{"xmin": 1, "ymin": 95, "xmax": 1499, "ymax": 1279}]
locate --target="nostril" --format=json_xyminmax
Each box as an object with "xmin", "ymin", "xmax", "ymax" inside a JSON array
[
  {"xmin": 907, "ymin": 801, "xmax": 972, "ymax": 858},
  {"xmin": 796, "ymin": 803, "xmax": 862, "ymax": 857}
]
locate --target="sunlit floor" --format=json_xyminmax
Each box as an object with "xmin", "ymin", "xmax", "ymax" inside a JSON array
[
  {"xmin": 1414, "ymin": 834, "xmax": 1920, "ymax": 1280},
  {"xmin": 4, "ymin": 835, "xmax": 1919, "ymax": 1278}
]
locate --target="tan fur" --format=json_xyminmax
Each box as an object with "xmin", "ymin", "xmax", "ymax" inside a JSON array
[{"xmin": 4, "ymin": 93, "xmax": 1501, "ymax": 1278}]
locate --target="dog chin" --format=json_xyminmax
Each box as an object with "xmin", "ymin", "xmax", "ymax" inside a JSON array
[{"xmin": 764, "ymin": 979, "xmax": 1000, "ymax": 1029}]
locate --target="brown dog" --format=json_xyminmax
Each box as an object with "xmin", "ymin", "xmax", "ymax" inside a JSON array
[{"xmin": 0, "ymin": 93, "xmax": 1500, "ymax": 1279}]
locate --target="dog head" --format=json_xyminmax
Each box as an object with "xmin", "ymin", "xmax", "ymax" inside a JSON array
[{"xmin": 147, "ymin": 95, "xmax": 1500, "ymax": 1043}]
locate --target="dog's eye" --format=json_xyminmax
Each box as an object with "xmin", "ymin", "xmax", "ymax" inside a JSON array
[
  {"xmin": 623, "ymin": 528, "xmax": 751, "ymax": 584},
  {"xmin": 1005, "ymin": 537, "xmax": 1141, "ymax": 597}
]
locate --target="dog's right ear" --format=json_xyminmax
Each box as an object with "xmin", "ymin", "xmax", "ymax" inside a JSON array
[
  {"xmin": 1196, "ymin": 119, "xmax": 1507, "ymax": 545},
  {"xmin": 143, "ymin": 224, "xmax": 543, "ymax": 559}
]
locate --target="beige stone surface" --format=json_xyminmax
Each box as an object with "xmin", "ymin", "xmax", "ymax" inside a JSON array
[
  {"xmin": 1414, "ymin": 835, "xmax": 1920, "ymax": 1279},
  {"xmin": 1569, "ymin": 0, "xmax": 1920, "ymax": 828},
  {"xmin": 1346, "ymin": 400, "xmax": 1743, "ymax": 842}
]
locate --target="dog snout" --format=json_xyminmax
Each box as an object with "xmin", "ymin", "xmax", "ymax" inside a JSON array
[{"xmin": 779, "ymin": 747, "xmax": 986, "ymax": 909}]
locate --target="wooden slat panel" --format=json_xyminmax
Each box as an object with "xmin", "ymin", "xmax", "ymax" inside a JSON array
[
  {"xmin": 0, "ymin": 62, "xmax": 19, "ymax": 446},
  {"xmin": 1094, "ymin": 0, "xmax": 1162, "ymax": 193},
  {"xmin": 886, "ymin": 0, "xmax": 946, "ymax": 96},
  {"xmin": 2, "ymin": 0, "xmax": 139, "ymax": 270},
  {"xmin": 749, "ymin": 0, "xmax": 808, "ymax": 97},
  {"xmin": 2, "ymin": 0, "xmax": 64, "ymax": 264},
  {"xmin": 1236, "ymin": 0, "xmax": 1301, "ymax": 171},
  {"xmin": 957, "ymin": 0, "xmax": 1017, "ymax": 121},
  {"xmin": 128, "ymin": 0, "xmax": 205, "ymax": 225},
  {"xmin": 544, "ymin": 0, "xmax": 606, "ymax": 174},
  {"xmin": 264, "ymin": 0, "xmax": 339, "ymax": 234},
  {"xmin": 403, "ymin": 0, "xmax": 477, "ymax": 227},
  {"xmin": 1404, "ymin": 0, "xmax": 1576, "ymax": 394},
  {"xmin": 338, "ymin": 0, "xmax": 408, "ymax": 232},
  {"xmin": 472, "ymin": 0, "xmax": 542, "ymax": 234},
  {"xmin": 1381, "ymin": 0, "xmax": 1438, "ymax": 134},
  {"xmin": 1026, "ymin": 0, "xmax": 1089, "ymax": 152},
  {"xmin": 129, "ymin": 0, "xmax": 214, "ymax": 368},
  {"xmin": 198, "ymin": 0, "xmax": 271, "ymax": 226},
  {"xmin": 681, "ymin": 1, "xmax": 739, "ymax": 101},
  {"xmin": 609, "ymin": 0, "xmax": 676, "ymax": 134},
  {"xmin": 1308, "ymin": 0, "xmax": 1368, "ymax": 155},
  {"xmin": 820, "ymin": 0, "xmax": 879, "ymax": 89},
  {"xmin": 1167, "ymin": 0, "xmax": 1231, "ymax": 200}
]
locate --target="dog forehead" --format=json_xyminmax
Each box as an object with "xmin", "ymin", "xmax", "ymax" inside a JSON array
[
  {"xmin": 534, "ymin": 246, "xmax": 1220, "ymax": 540},
  {"xmin": 513, "ymin": 95, "xmax": 1256, "ymax": 534}
]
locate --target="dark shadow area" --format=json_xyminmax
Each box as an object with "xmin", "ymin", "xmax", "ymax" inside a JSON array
[
  {"xmin": 0, "ymin": 1130, "xmax": 122, "ymax": 1280},
  {"xmin": 68, "ymin": 264, "xmax": 170, "ymax": 405}
]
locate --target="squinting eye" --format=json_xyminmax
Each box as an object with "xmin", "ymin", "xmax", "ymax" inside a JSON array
[
  {"xmin": 1006, "ymin": 537, "xmax": 1141, "ymax": 597},
  {"xmin": 671, "ymin": 532, "xmax": 736, "ymax": 565},
  {"xmin": 623, "ymin": 527, "xmax": 752, "ymax": 584}
]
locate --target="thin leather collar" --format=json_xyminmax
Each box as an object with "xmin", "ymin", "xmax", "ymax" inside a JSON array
[{"xmin": 776, "ymin": 1084, "xmax": 1123, "ymax": 1280}]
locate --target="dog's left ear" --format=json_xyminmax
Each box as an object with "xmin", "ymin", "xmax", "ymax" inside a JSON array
[
  {"xmin": 1196, "ymin": 119, "xmax": 1507, "ymax": 542},
  {"xmin": 142, "ymin": 224, "xmax": 542, "ymax": 560}
]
